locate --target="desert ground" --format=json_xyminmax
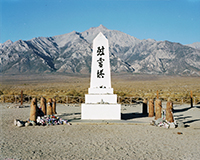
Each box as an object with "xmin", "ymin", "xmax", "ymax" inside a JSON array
[
  {"xmin": 0, "ymin": 73, "xmax": 200, "ymax": 160},
  {"xmin": 0, "ymin": 102, "xmax": 200, "ymax": 160}
]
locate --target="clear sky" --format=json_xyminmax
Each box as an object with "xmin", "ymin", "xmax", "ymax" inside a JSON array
[{"xmin": 0, "ymin": 0, "xmax": 200, "ymax": 45}]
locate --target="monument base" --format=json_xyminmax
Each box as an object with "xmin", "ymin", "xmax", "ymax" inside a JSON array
[
  {"xmin": 85, "ymin": 94, "xmax": 117, "ymax": 103},
  {"xmin": 81, "ymin": 103, "xmax": 121, "ymax": 120}
]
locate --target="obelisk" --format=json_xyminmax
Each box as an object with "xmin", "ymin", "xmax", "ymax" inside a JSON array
[{"xmin": 81, "ymin": 32, "xmax": 121, "ymax": 120}]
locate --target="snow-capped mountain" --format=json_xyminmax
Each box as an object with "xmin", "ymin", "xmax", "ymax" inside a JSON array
[{"xmin": 0, "ymin": 25, "xmax": 200, "ymax": 76}]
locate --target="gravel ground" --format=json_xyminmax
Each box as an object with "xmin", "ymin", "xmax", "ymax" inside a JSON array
[{"xmin": 0, "ymin": 102, "xmax": 200, "ymax": 160}]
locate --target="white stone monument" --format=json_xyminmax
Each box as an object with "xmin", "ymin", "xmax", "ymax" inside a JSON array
[{"xmin": 81, "ymin": 32, "xmax": 121, "ymax": 120}]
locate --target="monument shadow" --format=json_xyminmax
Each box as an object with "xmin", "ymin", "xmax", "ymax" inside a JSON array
[{"xmin": 121, "ymin": 112, "xmax": 148, "ymax": 120}]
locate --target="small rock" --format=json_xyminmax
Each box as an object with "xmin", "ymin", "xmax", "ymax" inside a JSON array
[
  {"xmin": 155, "ymin": 118, "xmax": 163, "ymax": 126},
  {"xmin": 163, "ymin": 122, "xmax": 170, "ymax": 128},
  {"xmin": 14, "ymin": 119, "xmax": 19, "ymax": 126},
  {"xmin": 25, "ymin": 122, "xmax": 30, "ymax": 127},
  {"xmin": 17, "ymin": 121, "xmax": 23, "ymax": 127},
  {"xmin": 150, "ymin": 120, "xmax": 155, "ymax": 126},
  {"xmin": 178, "ymin": 122, "xmax": 185, "ymax": 128},
  {"xmin": 169, "ymin": 123, "xmax": 176, "ymax": 128}
]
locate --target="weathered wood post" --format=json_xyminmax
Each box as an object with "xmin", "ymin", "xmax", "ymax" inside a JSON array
[
  {"xmin": 190, "ymin": 90, "xmax": 193, "ymax": 108},
  {"xmin": 21, "ymin": 91, "xmax": 23, "ymax": 105},
  {"xmin": 40, "ymin": 97, "xmax": 46, "ymax": 115},
  {"xmin": 79, "ymin": 97, "xmax": 81, "ymax": 104},
  {"xmin": 47, "ymin": 98, "xmax": 53, "ymax": 116},
  {"xmin": 118, "ymin": 96, "xmax": 121, "ymax": 104},
  {"xmin": 15, "ymin": 95, "xmax": 17, "ymax": 104},
  {"xmin": 156, "ymin": 90, "xmax": 159, "ymax": 99},
  {"xmin": 3, "ymin": 95, "xmax": 5, "ymax": 103},
  {"xmin": 166, "ymin": 101, "xmax": 174, "ymax": 122},
  {"xmin": 52, "ymin": 98, "xmax": 57, "ymax": 115},
  {"xmin": 142, "ymin": 98, "xmax": 148, "ymax": 115},
  {"xmin": 30, "ymin": 98, "xmax": 37, "ymax": 122},
  {"xmin": 66, "ymin": 96, "xmax": 68, "ymax": 104},
  {"xmin": 155, "ymin": 99, "xmax": 162, "ymax": 120},
  {"xmin": 148, "ymin": 99, "xmax": 154, "ymax": 117},
  {"xmin": 29, "ymin": 96, "xmax": 31, "ymax": 103}
]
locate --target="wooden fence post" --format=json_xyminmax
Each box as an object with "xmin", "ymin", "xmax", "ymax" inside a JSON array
[
  {"xmin": 156, "ymin": 90, "xmax": 159, "ymax": 99},
  {"xmin": 52, "ymin": 98, "xmax": 57, "ymax": 114},
  {"xmin": 155, "ymin": 99, "xmax": 162, "ymax": 120},
  {"xmin": 40, "ymin": 97, "xmax": 46, "ymax": 115},
  {"xmin": 3, "ymin": 95, "xmax": 5, "ymax": 103},
  {"xmin": 148, "ymin": 99, "xmax": 154, "ymax": 117},
  {"xmin": 66, "ymin": 96, "xmax": 68, "ymax": 104},
  {"xmin": 15, "ymin": 95, "xmax": 17, "ymax": 103},
  {"xmin": 79, "ymin": 97, "xmax": 82, "ymax": 104},
  {"xmin": 47, "ymin": 98, "xmax": 53, "ymax": 116},
  {"xmin": 28, "ymin": 96, "xmax": 31, "ymax": 103},
  {"xmin": 30, "ymin": 98, "xmax": 37, "ymax": 122},
  {"xmin": 21, "ymin": 91, "xmax": 23, "ymax": 105},
  {"xmin": 118, "ymin": 96, "xmax": 121, "ymax": 104},
  {"xmin": 166, "ymin": 101, "xmax": 174, "ymax": 122},
  {"xmin": 190, "ymin": 90, "xmax": 193, "ymax": 108}
]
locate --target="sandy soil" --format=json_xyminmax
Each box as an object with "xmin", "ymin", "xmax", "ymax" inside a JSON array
[{"xmin": 0, "ymin": 102, "xmax": 200, "ymax": 160}]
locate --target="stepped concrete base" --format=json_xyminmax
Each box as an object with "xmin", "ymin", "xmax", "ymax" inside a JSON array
[
  {"xmin": 85, "ymin": 94, "xmax": 117, "ymax": 103},
  {"xmin": 81, "ymin": 103, "xmax": 121, "ymax": 120},
  {"xmin": 88, "ymin": 88, "xmax": 113, "ymax": 94}
]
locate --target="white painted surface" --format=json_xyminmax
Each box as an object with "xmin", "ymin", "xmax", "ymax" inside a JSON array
[
  {"xmin": 88, "ymin": 88, "xmax": 113, "ymax": 94},
  {"xmin": 81, "ymin": 32, "xmax": 121, "ymax": 120},
  {"xmin": 90, "ymin": 32, "xmax": 112, "ymax": 93},
  {"xmin": 85, "ymin": 94, "xmax": 117, "ymax": 103},
  {"xmin": 81, "ymin": 104, "xmax": 121, "ymax": 120}
]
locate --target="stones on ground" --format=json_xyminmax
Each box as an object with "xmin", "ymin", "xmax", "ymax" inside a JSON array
[
  {"xmin": 155, "ymin": 118, "xmax": 163, "ymax": 126},
  {"xmin": 14, "ymin": 119, "xmax": 25, "ymax": 127},
  {"xmin": 14, "ymin": 115, "xmax": 70, "ymax": 127},
  {"xmin": 14, "ymin": 119, "xmax": 19, "ymax": 126},
  {"xmin": 17, "ymin": 121, "xmax": 23, "ymax": 127},
  {"xmin": 169, "ymin": 122, "xmax": 176, "ymax": 128},
  {"xmin": 177, "ymin": 121, "xmax": 185, "ymax": 128},
  {"xmin": 25, "ymin": 122, "xmax": 31, "ymax": 127},
  {"xmin": 150, "ymin": 118, "xmax": 177, "ymax": 129}
]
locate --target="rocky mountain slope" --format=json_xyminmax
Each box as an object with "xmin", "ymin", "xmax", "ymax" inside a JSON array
[
  {"xmin": 186, "ymin": 42, "xmax": 200, "ymax": 50},
  {"xmin": 1, "ymin": 25, "xmax": 200, "ymax": 76}
]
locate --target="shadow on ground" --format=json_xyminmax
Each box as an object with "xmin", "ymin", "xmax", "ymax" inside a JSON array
[
  {"xmin": 173, "ymin": 106, "xmax": 191, "ymax": 113},
  {"xmin": 121, "ymin": 113, "xmax": 148, "ymax": 120}
]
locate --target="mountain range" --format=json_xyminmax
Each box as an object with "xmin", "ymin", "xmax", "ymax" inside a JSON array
[{"xmin": 1, "ymin": 24, "xmax": 200, "ymax": 76}]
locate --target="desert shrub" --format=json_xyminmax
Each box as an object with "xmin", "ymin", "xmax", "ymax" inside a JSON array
[
  {"xmin": 114, "ymin": 91, "xmax": 128, "ymax": 97},
  {"xmin": 66, "ymin": 89, "xmax": 82, "ymax": 97}
]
